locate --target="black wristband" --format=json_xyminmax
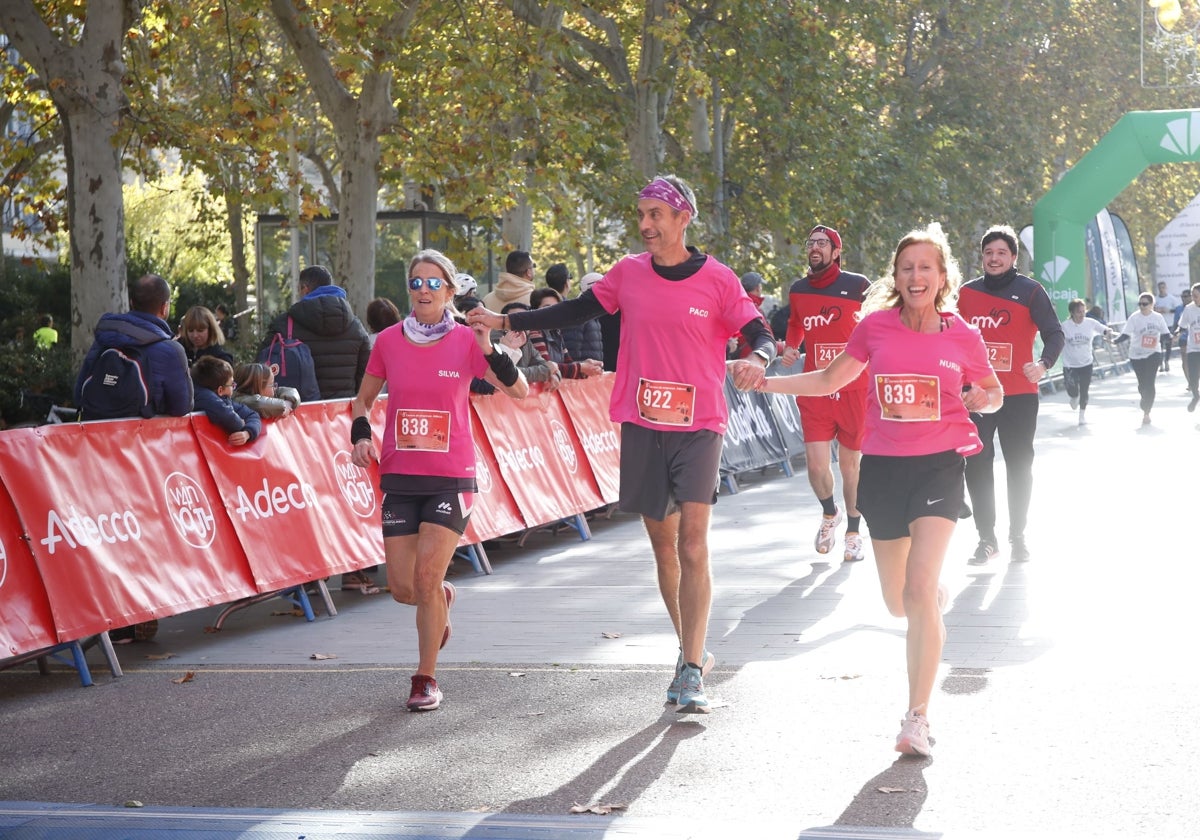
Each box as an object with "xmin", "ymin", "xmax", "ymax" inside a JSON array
[
  {"xmin": 486, "ymin": 348, "xmax": 520, "ymax": 387},
  {"xmin": 351, "ymin": 415, "xmax": 372, "ymax": 445}
]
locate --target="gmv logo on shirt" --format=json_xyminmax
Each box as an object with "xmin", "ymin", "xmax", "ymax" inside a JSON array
[
  {"xmin": 803, "ymin": 306, "xmax": 842, "ymax": 331},
  {"xmin": 968, "ymin": 308, "xmax": 1011, "ymax": 330}
]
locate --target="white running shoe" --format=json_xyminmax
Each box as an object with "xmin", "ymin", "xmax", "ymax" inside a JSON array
[
  {"xmin": 815, "ymin": 508, "xmax": 843, "ymax": 554},
  {"xmin": 896, "ymin": 709, "xmax": 932, "ymax": 756},
  {"xmin": 1069, "ymin": 394, "xmax": 1078, "ymax": 410},
  {"xmin": 843, "ymin": 532, "xmax": 865, "ymax": 562}
]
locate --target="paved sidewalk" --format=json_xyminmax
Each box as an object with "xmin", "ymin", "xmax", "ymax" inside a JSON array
[{"xmin": 1, "ymin": 370, "xmax": 1198, "ymax": 838}]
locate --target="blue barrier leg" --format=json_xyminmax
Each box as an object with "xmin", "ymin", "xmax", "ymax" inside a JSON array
[{"xmin": 66, "ymin": 641, "xmax": 94, "ymax": 687}]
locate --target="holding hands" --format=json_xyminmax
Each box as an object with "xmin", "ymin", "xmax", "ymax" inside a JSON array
[
  {"xmin": 727, "ymin": 356, "xmax": 768, "ymax": 392},
  {"xmin": 467, "ymin": 307, "xmax": 503, "ymax": 331}
]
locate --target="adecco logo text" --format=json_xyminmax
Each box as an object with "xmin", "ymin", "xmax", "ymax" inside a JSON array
[
  {"xmin": 40, "ymin": 505, "xmax": 142, "ymax": 555},
  {"xmin": 164, "ymin": 471, "xmax": 218, "ymax": 549},
  {"xmin": 232, "ymin": 478, "xmax": 318, "ymax": 521},
  {"xmin": 333, "ymin": 450, "xmax": 376, "ymax": 519}
]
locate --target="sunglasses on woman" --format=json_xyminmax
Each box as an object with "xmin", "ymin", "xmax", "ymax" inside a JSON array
[{"xmin": 409, "ymin": 277, "xmax": 444, "ymax": 291}]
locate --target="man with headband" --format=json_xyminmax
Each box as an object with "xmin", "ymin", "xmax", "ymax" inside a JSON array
[
  {"xmin": 781, "ymin": 224, "xmax": 872, "ymax": 563},
  {"xmin": 469, "ymin": 174, "xmax": 776, "ymax": 714}
]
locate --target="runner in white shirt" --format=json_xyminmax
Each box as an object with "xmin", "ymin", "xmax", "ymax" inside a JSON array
[
  {"xmin": 1116, "ymin": 292, "xmax": 1170, "ymax": 426},
  {"xmin": 1059, "ymin": 298, "xmax": 1113, "ymax": 426},
  {"xmin": 1176, "ymin": 283, "xmax": 1200, "ymax": 412}
]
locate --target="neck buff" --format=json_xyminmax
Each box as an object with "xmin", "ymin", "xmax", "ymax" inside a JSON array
[
  {"xmin": 983, "ymin": 267, "xmax": 1017, "ymax": 291},
  {"xmin": 403, "ymin": 308, "xmax": 455, "ymax": 344},
  {"xmin": 638, "ymin": 177, "xmax": 694, "ymax": 215},
  {"xmin": 807, "ymin": 261, "xmax": 841, "ymax": 289}
]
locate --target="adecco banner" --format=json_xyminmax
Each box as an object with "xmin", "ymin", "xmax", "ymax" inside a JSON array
[
  {"xmin": 192, "ymin": 400, "xmax": 386, "ymax": 591},
  {"xmin": 461, "ymin": 403, "xmax": 527, "ymax": 544},
  {"xmin": 720, "ymin": 374, "xmax": 789, "ymax": 474},
  {"xmin": 555, "ymin": 375, "xmax": 621, "ymax": 504},
  {"xmin": 471, "ymin": 386, "xmax": 604, "ymax": 528},
  {"xmin": 0, "ymin": 480, "xmax": 57, "ymax": 657},
  {"xmin": 0, "ymin": 418, "xmax": 257, "ymax": 642}
]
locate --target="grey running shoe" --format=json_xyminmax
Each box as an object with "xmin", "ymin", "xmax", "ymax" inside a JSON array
[{"xmin": 666, "ymin": 649, "xmax": 715, "ymax": 704}]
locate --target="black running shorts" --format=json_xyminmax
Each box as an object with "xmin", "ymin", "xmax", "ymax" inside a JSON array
[
  {"xmin": 856, "ymin": 450, "xmax": 965, "ymax": 540},
  {"xmin": 618, "ymin": 423, "xmax": 722, "ymax": 521}
]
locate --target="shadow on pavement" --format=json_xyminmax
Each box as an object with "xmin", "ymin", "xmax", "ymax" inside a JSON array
[{"xmin": 499, "ymin": 718, "xmax": 705, "ymax": 816}]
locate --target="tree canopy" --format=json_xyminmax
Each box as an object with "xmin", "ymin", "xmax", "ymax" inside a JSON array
[{"xmin": 2, "ymin": 0, "xmax": 1196, "ymax": 350}]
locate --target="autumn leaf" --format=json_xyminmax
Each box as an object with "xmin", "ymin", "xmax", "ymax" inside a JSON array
[
  {"xmin": 172, "ymin": 671, "xmax": 196, "ymax": 684},
  {"xmin": 145, "ymin": 652, "xmax": 176, "ymax": 661},
  {"xmin": 569, "ymin": 802, "xmax": 627, "ymax": 815}
]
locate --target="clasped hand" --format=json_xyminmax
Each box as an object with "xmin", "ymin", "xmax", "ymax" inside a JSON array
[{"xmin": 727, "ymin": 358, "xmax": 767, "ymax": 391}]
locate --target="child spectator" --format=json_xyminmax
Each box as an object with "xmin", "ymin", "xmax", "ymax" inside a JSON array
[
  {"xmin": 366, "ymin": 297, "xmax": 402, "ymax": 346},
  {"xmin": 232, "ymin": 362, "xmax": 301, "ymax": 418},
  {"xmin": 177, "ymin": 306, "xmax": 234, "ymax": 367},
  {"xmin": 191, "ymin": 356, "xmax": 261, "ymax": 446}
]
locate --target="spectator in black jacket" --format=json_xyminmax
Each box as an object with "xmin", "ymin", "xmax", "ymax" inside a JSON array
[
  {"xmin": 261, "ymin": 266, "xmax": 371, "ymax": 399},
  {"xmin": 564, "ymin": 272, "xmax": 605, "ymax": 363}
]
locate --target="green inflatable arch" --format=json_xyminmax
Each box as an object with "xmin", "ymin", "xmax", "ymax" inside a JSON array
[{"xmin": 1034, "ymin": 108, "xmax": 1200, "ymax": 317}]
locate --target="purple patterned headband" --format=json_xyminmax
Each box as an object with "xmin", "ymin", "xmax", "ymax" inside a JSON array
[{"xmin": 638, "ymin": 177, "xmax": 695, "ymax": 216}]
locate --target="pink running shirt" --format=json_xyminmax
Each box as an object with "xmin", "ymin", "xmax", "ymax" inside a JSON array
[
  {"xmin": 591, "ymin": 252, "xmax": 763, "ymax": 434},
  {"xmin": 365, "ymin": 322, "xmax": 490, "ymax": 478},
  {"xmin": 844, "ymin": 308, "xmax": 995, "ymax": 457}
]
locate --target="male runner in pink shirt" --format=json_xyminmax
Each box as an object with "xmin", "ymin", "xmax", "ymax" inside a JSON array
[{"xmin": 469, "ymin": 175, "xmax": 776, "ymax": 714}]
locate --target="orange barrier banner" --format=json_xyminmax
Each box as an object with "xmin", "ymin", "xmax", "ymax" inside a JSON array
[
  {"xmin": 460, "ymin": 402, "xmax": 528, "ymax": 544},
  {"xmin": 471, "ymin": 386, "xmax": 605, "ymax": 528},
  {"xmin": 0, "ymin": 480, "xmax": 57, "ymax": 657},
  {"xmin": 555, "ymin": 375, "xmax": 621, "ymax": 504},
  {"xmin": 192, "ymin": 400, "xmax": 386, "ymax": 591},
  {"xmin": 0, "ymin": 419, "xmax": 257, "ymax": 642}
]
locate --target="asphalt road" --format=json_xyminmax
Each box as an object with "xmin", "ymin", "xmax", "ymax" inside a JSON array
[{"xmin": 1, "ymin": 368, "xmax": 1197, "ymax": 839}]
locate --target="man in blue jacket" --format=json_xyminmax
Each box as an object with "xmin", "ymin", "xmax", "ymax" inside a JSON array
[
  {"xmin": 74, "ymin": 273, "xmax": 194, "ymax": 417},
  {"xmin": 260, "ymin": 265, "xmax": 370, "ymax": 399}
]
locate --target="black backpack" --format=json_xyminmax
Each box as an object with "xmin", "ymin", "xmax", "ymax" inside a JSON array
[
  {"xmin": 79, "ymin": 344, "xmax": 158, "ymax": 420},
  {"xmin": 257, "ymin": 316, "xmax": 321, "ymax": 401}
]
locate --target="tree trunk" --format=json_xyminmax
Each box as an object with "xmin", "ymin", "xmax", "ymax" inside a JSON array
[
  {"xmin": 62, "ymin": 109, "xmax": 127, "ymax": 360},
  {"xmin": 335, "ymin": 128, "xmax": 382, "ymax": 317},
  {"xmin": 224, "ymin": 171, "xmax": 251, "ymax": 336},
  {"xmin": 269, "ymin": 0, "xmax": 406, "ymax": 320},
  {"xmin": 0, "ymin": 0, "xmax": 133, "ymax": 365}
]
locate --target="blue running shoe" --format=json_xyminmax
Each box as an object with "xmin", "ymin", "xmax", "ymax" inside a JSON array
[
  {"xmin": 666, "ymin": 649, "xmax": 715, "ymax": 704},
  {"xmin": 675, "ymin": 664, "xmax": 710, "ymax": 714}
]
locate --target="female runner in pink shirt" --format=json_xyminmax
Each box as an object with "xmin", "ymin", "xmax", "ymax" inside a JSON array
[
  {"xmin": 733, "ymin": 224, "xmax": 1002, "ymax": 756},
  {"xmin": 350, "ymin": 249, "xmax": 528, "ymax": 712}
]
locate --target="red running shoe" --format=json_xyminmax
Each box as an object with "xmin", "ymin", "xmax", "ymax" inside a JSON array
[{"xmin": 407, "ymin": 674, "xmax": 442, "ymax": 711}]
